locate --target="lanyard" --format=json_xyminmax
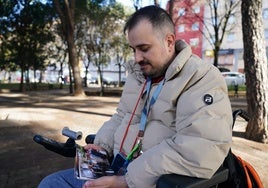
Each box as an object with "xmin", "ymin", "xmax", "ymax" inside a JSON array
[
  {"xmin": 119, "ymin": 81, "xmax": 146, "ymax": 155},
  {"xmin": 119, "ymin": 77, "xmax": 165, "ymax": 159},
  {"xmin": 127, "ymin": 77, "xmax": 165, "ymax": 160},
  {"xmin": 139, "ymin": 77, "xmax": 165, "ymax": 137}
]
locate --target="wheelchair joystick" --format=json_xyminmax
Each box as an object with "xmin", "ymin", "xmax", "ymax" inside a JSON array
[{"xmin": 33, "ymin": 127, "xmax": 82, "ymax": 158}]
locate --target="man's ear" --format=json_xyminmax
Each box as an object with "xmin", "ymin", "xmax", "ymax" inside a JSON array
[{"xmin": 166, "ymin": 33, "xmax": 176, "ymax": 50}]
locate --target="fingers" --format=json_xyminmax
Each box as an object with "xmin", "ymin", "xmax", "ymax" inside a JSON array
[
  {"xmin": 83, "ymin": 144, "xmax": 104, "ymax": 151},
  {"xmin": 82, "ymin": 176, "xmax": 128, "ymax": 188},
  {"xmin": 83, "ymin": 177, "xmax": 110, "ymax": 188}
]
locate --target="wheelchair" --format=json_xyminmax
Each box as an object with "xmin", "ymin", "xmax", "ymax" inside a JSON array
[{"xmin": 33, "ymin": 109, "xmax": 249, "ymax": 188}]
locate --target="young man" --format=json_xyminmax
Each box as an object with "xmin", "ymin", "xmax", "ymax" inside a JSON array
[{"xmin": 39, "ymin": 5, "xmax": 232, "ymax": 188}]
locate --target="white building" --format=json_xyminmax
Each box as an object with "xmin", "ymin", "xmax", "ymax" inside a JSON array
[{"xmin": 202, "ymin": 1, "xmax": 268, "ymax": 73}]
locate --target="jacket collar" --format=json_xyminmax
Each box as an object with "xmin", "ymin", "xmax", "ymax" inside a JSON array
[{"xmin": 165, "ymin": 40, "xmax": 192, "ymax": 81}]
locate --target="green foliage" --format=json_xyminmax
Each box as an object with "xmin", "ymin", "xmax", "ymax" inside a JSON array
[
  {"xmin": 84, "ymin": 1, "xmax": 127, "ymax": 67},
  {"xmin": 0, "ymin": 0, "xmax": 55, "ymax": 77},
  {"xmin": 1, "ymin": 0, "xmax": 132, "ymax": 93}
]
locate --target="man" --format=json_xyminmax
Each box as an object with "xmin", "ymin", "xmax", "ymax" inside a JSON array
[{"xmin": 39, "ymin": 5, "xmax": 232, "ymax": 188}]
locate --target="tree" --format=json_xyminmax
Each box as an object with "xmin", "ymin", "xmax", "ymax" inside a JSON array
[
  {"xmin": 0, "ymin": 0, "xmax": 54, "ymax": 91},
  {"xmin": 132, "ymin": 0, "xmax": 141, "ymax": 10},
  {"xmin": 112, "ymin": 34, "xmax": 132, "ymax": 87},
  {"xmin": 53, "ymin": 0, "xmax": 85, "ymax": 96},
  {"xmin": 206, "ymin": 0, "xmax": 241, "ymax": 67},
  {"xmin": 45, "ymin": 26, "xmax": 69, "ymax": 89},
  {"xmin": 84, "ymin": 2, "xmax": 126, "ymax": 95},
  {"xmin": 241, "ymin": 0, "xmax": 268, "ymax": 143},
  {"xmin": 131, "ymin": 0, "xmax": 160, "ymax": 10},
  {"xmin": 167, "ymin": 0, "xmax": 174, "ymax": 19},
  {"xmin": 52, "ymin": 0, "xmax": 120, "ymax": 96},
  {"xmin": 0, "ymin": 0, "xmax": 19, "ymax": 81}
]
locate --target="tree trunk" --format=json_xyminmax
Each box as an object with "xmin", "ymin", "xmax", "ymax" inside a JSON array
[
  {"xmin": 241, "ymin": 0, "xmax": 268, "ymax": 143},
  {"xmin": 98, "ymin": 66, "xmax": 104, "ymax": 96},
  {"xmin": 154, "ymin": 0, "xmax": 160, "ymax": 6},
  {"xmin": 213, "ymin": 45, "xmax": 219, "ymax": 67},
  {"xmin": 53, "ymin": 0, "xmax": 85, "ymax": 96},
  {"xmin": 66, "ymin": 32, "xmax": 84, "ymax": 96},
  {"xmin": 59, "ymin": 62, "xmax": 63, "ymax": 89},
  {"xmin": 68, "ymin": 63, "xmax": 73, "ymax": 94},
  {"xmin": 167, "ymin": 0, "xmax": 174, "ymax": 19},
  {"xmin": 19, "ymin": 69, "xmax": 25, "ymax": 92}
]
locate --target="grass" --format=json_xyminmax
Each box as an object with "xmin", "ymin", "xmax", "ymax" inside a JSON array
[
  {"xmin": 227, "ymin": 85, "xmax": 246, "ymax": 97},
  {"xmin": 228, "ymin": 84, "xmax": 246, "ymax": 91}
]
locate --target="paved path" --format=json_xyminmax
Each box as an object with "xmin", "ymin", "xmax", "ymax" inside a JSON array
[{"xmin": 0, "ymin": 89, "xmax": 267, "ymax": 188}]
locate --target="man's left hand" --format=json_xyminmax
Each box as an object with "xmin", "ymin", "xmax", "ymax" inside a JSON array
[{"xmin": 83, "ymin": 175, "xmax": 128, "ymax": 188}]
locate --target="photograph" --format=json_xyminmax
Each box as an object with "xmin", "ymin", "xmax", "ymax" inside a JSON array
[{"xmin": 75, "ymin": 146, "xmax": 111, "ymax": 180}]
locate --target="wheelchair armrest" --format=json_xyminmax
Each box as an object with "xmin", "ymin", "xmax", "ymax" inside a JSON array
[{"xmin": 156, "ymin": 166, "xmax": 229, "ymax": 188}]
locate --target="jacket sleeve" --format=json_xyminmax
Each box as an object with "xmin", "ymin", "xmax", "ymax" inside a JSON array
[
  {"xmin": 125, "ymin": 68, "xmax": 233, "ymax": 187},
  {"xmin": 93, "ymin": 111, "xmax": 123, "ymax": 157}
]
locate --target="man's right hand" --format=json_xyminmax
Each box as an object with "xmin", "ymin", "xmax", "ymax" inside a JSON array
[{"xmin": 84, "ymin": 144, "xmax": 106, "ymax": 153}]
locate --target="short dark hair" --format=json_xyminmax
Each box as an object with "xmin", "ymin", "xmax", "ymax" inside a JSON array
[{"xmin": 124, "ymin": 5, "xmax": 175, "ymax": 35}]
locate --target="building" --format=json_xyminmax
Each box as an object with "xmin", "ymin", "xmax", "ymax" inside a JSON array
[
  {"xmin": 167, "ymin": 0, "xmax": 268, "ymax": 73},
  {"xmin": 167, "ymin": 0, "xmax": 205, "ymax": 57}
]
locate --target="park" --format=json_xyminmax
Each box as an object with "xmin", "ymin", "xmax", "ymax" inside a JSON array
[
  {"xmin": 0, "ymin": 88, "xmax": 268, "ymax": 187},
  {"xmin": 1, "ymin": 0, "xmax": 268, "ymax": 187}
]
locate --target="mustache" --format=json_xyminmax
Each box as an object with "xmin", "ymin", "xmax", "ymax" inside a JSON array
[{"xmin": 138, "ymin": 61, "xmax": 150, "ymax": 66}]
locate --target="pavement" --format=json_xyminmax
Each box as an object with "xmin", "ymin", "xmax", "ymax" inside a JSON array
[{"xmin": 0, "ymin": 89, "xmax": 267, "ymax": 188}]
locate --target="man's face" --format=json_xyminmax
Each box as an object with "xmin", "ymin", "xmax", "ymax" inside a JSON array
[{"xmin": 127, "ymin": 19, "xmax": 175, "ymax": 78}]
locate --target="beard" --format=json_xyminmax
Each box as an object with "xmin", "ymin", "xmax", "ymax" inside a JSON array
[{"xmin": 139, "ymin": 60, "xmax": 170, "ymax": 78}]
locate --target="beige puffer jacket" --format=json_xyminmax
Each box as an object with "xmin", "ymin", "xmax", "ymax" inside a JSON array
[{"xmin": 94, "ymin": 40, "xmax": 233, "ymax": 188}]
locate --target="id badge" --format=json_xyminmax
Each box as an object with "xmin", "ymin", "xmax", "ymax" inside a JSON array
[{"xmin": 110, "ymin": 153, "xmax": 128, "ymax": 174}]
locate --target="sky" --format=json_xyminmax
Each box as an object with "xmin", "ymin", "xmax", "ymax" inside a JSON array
[{"xmin": 116, "ymin": 0, "xmax": 168, "ymax": 9}]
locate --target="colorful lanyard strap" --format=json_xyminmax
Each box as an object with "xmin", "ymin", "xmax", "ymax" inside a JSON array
[
  {"xmin": 127, "ymin": 77, "xmax": 165, "ymax": 160},
  {"xmin": 119, "ymin": 81, "xmax": 146, "ymax": 155},
  {"xmin": 139, "ymin": 77, "xmax": 165, "ymax": 136}
]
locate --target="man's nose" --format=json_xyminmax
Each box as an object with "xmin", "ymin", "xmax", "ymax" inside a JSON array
[{"xmin": 134, "ymin": 51, "xmax": 143, "ymax": 63}]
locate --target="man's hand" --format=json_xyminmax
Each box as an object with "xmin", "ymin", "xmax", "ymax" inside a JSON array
[
  {"xmin": 83, "ymin": 175, "xmax": 128, "ymax": 188},
  {"xmin": 84, "ymin": 144, "xmax": 105, "ymax": 151}
]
